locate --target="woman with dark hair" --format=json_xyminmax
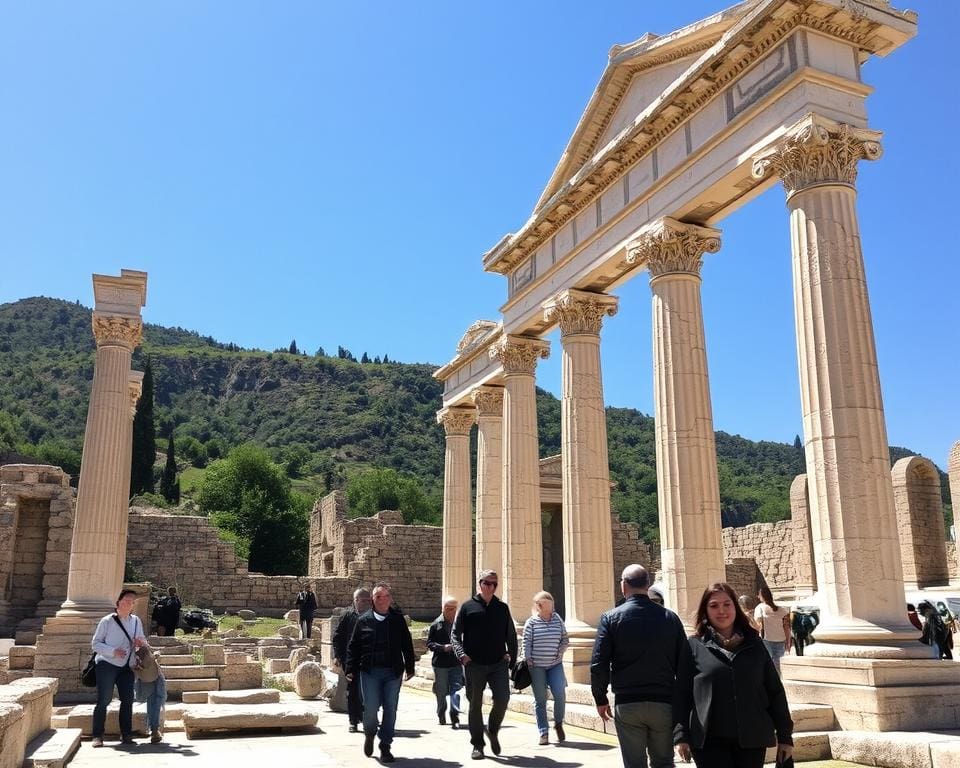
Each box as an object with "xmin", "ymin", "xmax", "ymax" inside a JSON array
[
  {"xmin": 754, "ymin": 584, "xmax": 791, "ymax": 672},
  {"xmin": 90, "ymin": 589, "xmax": 147, "ymax": 747},
  {"xmin": 675, "ymin": 583, "xmax": 793, "ymax": 768}
]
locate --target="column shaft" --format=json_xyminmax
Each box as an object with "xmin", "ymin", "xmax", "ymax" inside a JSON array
[
  {"xmin": 438, "ymin": 408, "xmax": 476, "ymax": 602},
  {"xmin": 473, "ymin": 388, "xmax": 504, "ymax": 578}
]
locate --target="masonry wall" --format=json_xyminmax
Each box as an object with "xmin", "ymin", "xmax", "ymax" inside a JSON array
[{"xmin": 722, "ymin": 521, "xmax": 796, "ymax": 591}]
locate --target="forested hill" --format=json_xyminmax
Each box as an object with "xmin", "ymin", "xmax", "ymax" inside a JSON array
[{"xmin": 0, "ymin": 297, "xmax": 951, "ymax": 542}]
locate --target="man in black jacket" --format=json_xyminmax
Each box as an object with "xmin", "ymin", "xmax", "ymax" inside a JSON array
[
  {"xmin": 590, "ymin": 564, "xmax": 691, "ymax": 768},
  {"xmin": 345, "ymin": 582, "xmax": 415, "ymax": 764},
  {"xmin": 427, "ymin": 596, "xmax": 463, "ymax": 728},
  {"xmin": 294, "ymin": 583, "xmax": 318, "ymax": 640},
  {"xmin": 452, "ymin": 569, "xmax": 518, "ymax": 760},
  {"xmin": 333, "ymin": 587, "xmax": 372, "ymax": 732}
]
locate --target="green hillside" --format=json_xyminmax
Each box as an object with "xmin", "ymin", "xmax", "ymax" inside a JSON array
[{"xmin": 0, "ymin": 297, "xmax": 951, "ymax": 545}]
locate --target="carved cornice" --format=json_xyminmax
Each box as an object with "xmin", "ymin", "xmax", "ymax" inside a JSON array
[
  {"xmin": 625, "ymin": 218, "xmax": 721, "ymax": 278},
  {"xmin": 128, "ymin": 374, "xmax": 144, "ymax": 420},
  {"xmin": 436, "ymin": 407, "xmax": 476, "ymax": 437},
  {"xmin": 489, "ymin": 334, "xmax": 550, "ymax": 376},
  {"xmin": 472, "ymin": 387, "xmax": 504, "ymax": 417},
  {"xmin": 751, "ymin": 114, "xmax": 882, "ymax": 197},
  {"xmin": 92, "ymin": 312, "xmax": 143, "ymax": 350},
  {"xmin": 456, "ymin": 320, "xmax": 500, "ymax": 356},
  {"xmin": 543, "ymin": 289, "xmax": 619, "ymax": 338}
]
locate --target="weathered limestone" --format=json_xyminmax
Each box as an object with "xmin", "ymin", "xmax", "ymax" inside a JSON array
[
  {"xmin": 489, "ymin": 334, "xmax": 550, "ymax": 609},
  {"xmin": 626, "ymin": 218, "xmax": 725, "ymax": 627},
  {"xmin": 790, "ymin": 474, "xmax": 817, "ymax": 596},
  {"xmin": 182, "ymin": 703, "xmax": 318, "ymax": 738},
  {"xmin": 473, "ymin": 386, "xmax": 504, "ymax": 577},
  {"xmin": 437, "ymin": 407, "xmax": 477, "ymax": 602},
  {"xmin": 892, "ymin": 456, "xmax": 948, "ymax": 588},
  {"xmin": 0, "ymin": 678, "xmax": 58, "ymax": 745},
  {"xmin": 292, "ymin": 661, "xmax": 326, "ymax": 699},
  {"xmin": 753, "ymin": 115, "xmax": 914, "ymax": 647},
  {"xmin": 950, "ymin": 442, "xmax": 960, "ymax": 574},
  {"xmin": 111, "ymin": 371, "xmax": 142, "ymax": 595},
  {"xmin": 542, "ymin": 289, "xmax": 618, "ymax": 682},
  {"xmin": 207, "ymin": 689, "xmax": 280, "ymax": 705}
]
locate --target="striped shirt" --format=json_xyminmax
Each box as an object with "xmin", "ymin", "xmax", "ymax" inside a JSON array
[{"xmin": 522, "ymin": 613, "xmax": 569, "ymax": 668}]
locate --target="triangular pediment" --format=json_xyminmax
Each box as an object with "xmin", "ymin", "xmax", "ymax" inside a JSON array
[{"xmin": 534, "ymin": 2, "xmax": 753, "ymax": 211}]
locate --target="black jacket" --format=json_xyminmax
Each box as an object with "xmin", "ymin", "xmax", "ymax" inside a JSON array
[
  {"xmin": 332, "ymin": 609, "xmax": 359, "ymax": 665},
  {"xmin": 295, "ymin": 591, "xmax": 317, "ymax": 617},
  {"xmin": 345, "ymin": 608, "xmax": 416, "ymax": 679},
  {"xmin": 451, "ymin": 594, "xmax": 518, "ymax": 665},
  {"xmin": 590, "ymin": 594, "xmax": 691, "ymax": 707},
  {"xmin": 427, "ymin": 615, "xmax": 459, "ymax": 668},
  {"xmin": 676, "ymin": 632, "xmax": 793, "ymax": 749}
]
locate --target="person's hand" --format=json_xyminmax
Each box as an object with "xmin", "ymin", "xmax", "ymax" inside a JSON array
[
  {"xmin": 134, "ymin": 637, "xmax": 146, "ymax": 649},
  {"xmin": 777, "ymin": 744, "xmax": 793, "ymax": 763},
  {"xmin": 345, "ymin": 673, "xmax": 353, "ymax": 682},
  {"xmin": 112, "ymin": 647, "xmax": 126, "ymax": 658},
  {"xmin": 526, "ymin": 658, "xmax": 533, "ymax": 667},
  {"xmin": 596, "ymin": 703, "xmax": 612, "ymax": 722},
  {"xmin": 444, "ymin": 644, "xmax": 453, "ymax": 653},
  {"xmin": 675, "ymin": 742, "xmax": 692, "ymax": 762},
  {"xmin": 460, "ymin": 655, "xmax": 471, "ymax": 666}
]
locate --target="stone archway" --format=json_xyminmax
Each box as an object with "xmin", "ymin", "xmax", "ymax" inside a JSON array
[{"xmin": 892, "ymin": 456, "xmax": 949, "ymax": 588}]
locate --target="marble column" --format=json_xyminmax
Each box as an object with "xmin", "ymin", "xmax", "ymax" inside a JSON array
[
  {"xmin": 472, "ymin": 386, "xmax": 504, "ymax": 578},
  {"xmin": 437, "ymin": 406, "xmax": 476, "ymax": 602},
  {"xmin": 113, "ymin": 371, "xmax": 144, "ymax": 598},
  {"xmin": 752, "ymin": 114, "xmax": 916, "ymax": 647},
  {"xmin": 951, "ymin": 442, "xmax": 960, "ymax": 578},
  {"xmin": 489, "ymin": 334, "xmax": 549, "ymax": 611},
  {"xmin": 626, "ymin": 218, "xmax": 725, "ymax": 628}
]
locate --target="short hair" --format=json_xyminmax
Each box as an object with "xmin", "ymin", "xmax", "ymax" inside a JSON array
[
  {"xmin": 372, "ymin": 581, "xmax": 392, "ymax": 595},
  {"xmin": 354, "ymin": 587, "xmax": 372, "ymax": 600},
  {"xmin": 116, "ymin": 589, "xmax": 138, "ymax": 605},
  {"xmin": 167, "ymin": 586, "xmax": 177, "ymax": 596},
  {"xmin": 532, "ymin": 591, "xmax": 553, "ymax": 604},
  {"xmin": 694, "ymin": 583, "xmax": 759, "ymax": 640},
  {"xmin": 442, "ymin": 595, "xmax": 458, "ymax": 607},
  {"xmin": 477, "ymin": 569, "xmax": 498, "ymax": 583}
]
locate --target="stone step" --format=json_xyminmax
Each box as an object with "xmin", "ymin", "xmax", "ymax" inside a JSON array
[
  {"xmin": 777, "ymin": 731, "xmax": 832, "ymax": 763},
  {"xmin": 182, "ymin": 703, "xmax": 319, "ymax": 738},
  {"xmin": 789, "ymin": 703, "xmax": 836, "ymax": 732},
  {"xmin": 159, "ymin": 654, "xmax": 196, "ymax": 666},
  {"xmin": 23, "ymin": 728, "xmax": 82, "ymax": 768},
  {"xmin": 208, "ymin": 688, "xmax": 281, "ymax": 705},
  {"xmin": 258, "ymin": 646, "xmax": 296, "ymax": 661},
  {"xmin": 181, "ymin": 691, "xmax": 209, "ymax": 704},
  {"xmin": 164, "ymin": 678, "xmax": 220, "ymax": 694},
  {"xmin": 147, "ymin": 635, "xmax": 190, "ymax": 647},
  {"xmin": 156, "ymin": 645, "xmax": 190, "ymax": 655},
  {"xmin": 266, "ymin": 659, "xmax": 291, "ymax": 674},
  {"xmin": 161, "ymin": 664, "xmax": 221, "ymax": 679},
  {"xmin": 8, "ymin": 644, "xmax": 37, "ymax": 670},
  {"xmin": 50, "ymin": 704, "xmax": 186, "ymax": 734}
]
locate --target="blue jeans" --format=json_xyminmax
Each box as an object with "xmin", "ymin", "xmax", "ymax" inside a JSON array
[
  {"xmin": 530, "ymin": 663, "xmax": 566, "ymax": 734},
  {"xmin": 93, "ymin": 660, "xmax": 135, "ymax": 738},
  {"xmin": 764, "ymin": 639, "xmax": 785, "ymax": 672},
  {"xmin": 432, "ymin": 665, "xmax": 463, "ymax": 719},
  {"xmin": 360, "ymin": 667, "xmax": 402, "ymax": 748}
]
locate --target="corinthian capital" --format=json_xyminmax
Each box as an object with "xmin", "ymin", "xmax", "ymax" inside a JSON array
[
  {"xmin": 472, "ymin": 386, "xmax": 504, "ymax": 417},
  {"xmin": 129, "ymin": 371, "xmax": 144, "ymax": 420},
  {"xmin": 489, "ymin": 334, "xmax": 550, "ymax": 376},
  {"xmin": 92, "ymin": 312, "xmax": 143, "ymax": 350},
  {"xmin": 625, "ymin": 218, "xmax": 721, "ymax": 278},
  {"xmin": 752, "ymin": 114, "xmax": 882, "ymax": 197},
  {"xmin": 437, "ymin": 407, "xmax": 476, "ymax": 436},
  {"xmin": 543, "ymin": 289, "xmax": 619, "ymax": 338}
]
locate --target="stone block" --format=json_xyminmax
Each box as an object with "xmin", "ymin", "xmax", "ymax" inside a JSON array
[
  {"xmin": 289, "ymin": 647, "xmax": 308, "ymax": 668},
  {"xmin": 22, "ymin": 727, "xmax": 81, "ymax": 768},
  {"xmin": 932, "ymin": 741, "xmax": 960, "ymax": 768},
  {"xmin": 277, "ymin": 625, "xmax": 300, "ymax": 639},
  {"xmin": 180, "ymin": 691, "xmax": 209, "ymax": 704},
  {"xmin": 0, "ymin": 677, "xmax": 57, "ymax": 744},
  {"xmin": 266, "ymin": 659, "xmax": 291, "ymax": 674},
  {"xmin": 217, "ymin": 662, "xmax": 262, "ymax": 691},
  {"xmin": 0, "ymin": 702, "xmax": 26, "ymax": 768},
  {"xmin": 8, "ymin": 646, "xmax": 36, "ymax": 670},
  {"xmin": 202, "ymin": 645, "xmax": 225, "ymax": 665},
  {"xmin": 57, "ymin": 703, "xmax": 149, "ymax": 736},
  {"xmin": 225, "ymin": 652, "xmax": 249, "ymax": 665},
  {"xmin": 292, "ymin": 662, "xmax": 325, "ymax": 699},
  {"xmin": 237, "ymin": 610, "xmax": 257, "ymax": 620},
  {"xmin": 208, "ymin": 689, "xmax": 280, "ymax": 705},
  {"xmin": 182, "ymin": 703, "xmax": 318, "ymax": 738},
  {"xmin": 828, "ymin": 731, "xmax": 960, "ymax": 768},
  {"xmin": 258, "ymin": 646, "xmax": 295, "ymax": 661}
]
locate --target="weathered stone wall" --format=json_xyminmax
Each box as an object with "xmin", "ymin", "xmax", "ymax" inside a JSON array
[
  {"xmin": 612, "ymin": 516, "xmax": 660, "ymax": 592},
  {"xmin": 892, "ymin": 456, "xmax": 949, "ymax": 587},
  {"xmin": 722, "ymin": 520, "xmax": 795, "ymax": 590}
]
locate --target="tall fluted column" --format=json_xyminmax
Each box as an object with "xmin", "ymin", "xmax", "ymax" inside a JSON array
[
  {"xmin": 489, "ymin": 335, "xmax": 549, "ymax": 610},
  {"xmin": 472, "ymin": 386, "xmax": 504, "ymax": 578},
  {"xmin": 59, "ymin": 271, "xmax": 147, "ymax": 618},
  {"xmin": 437, "ymin": 406, "xmax": 477, "ymax": 602},
  {"xmin": 753, "ymin": 114, "xmax": 915, "ymax": 646},
  {"xmin": 626, "ymin": 219, "xmax": 725, "ymax": 628},
  {"xmin": 114, "ymin": 371, "xmax": 144, "ymax": 596},
  {"xmin": 950, "ymin": 442, "xmax": 960, "ymax": 579}
]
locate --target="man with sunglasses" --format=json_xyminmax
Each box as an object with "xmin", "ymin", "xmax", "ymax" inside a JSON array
[{"xmin": 452, "ymin": 569, "xmax": 518, "ymax": 760}]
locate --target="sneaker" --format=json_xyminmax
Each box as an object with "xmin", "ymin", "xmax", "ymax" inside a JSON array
[
  {"xmin": 555, "ymin": 722, "xmax": 566, "ymax": 742},
  {"xmin": 91, "ymin": 738, "xmax": 104, "ymax": 748},
  {"xmin": 539, "ymin": 733, "xmax": 549, "ymax": 746},
  {"xmin": 439, "ymin": 712, "xmax": 446, "ymax": 726},
  {"xmin": 380, "ymin": 747, "xmax": 395, "ymax": 764},
  {"xmin": 349, "ymin": 724, "xmax": 359, "ymax": 733},
  {"xmin": 471, "ymin": 748, "xmax": 484, "ymax": 760},
  {"xmin": 121, "ymin": 735, "xmax": 137, "ymax": 745},
  {"xmin": 150, "ymin": 730, "xmax": 162, "ymax": 744},
  {"xmin": 451, "ymin": 715, "xmax": 460, "ymax": 730},
  {"xmin": 488, "ymin": 729, "xmax": 501, "ymax": 756},
  {"xmin": 363, "ymin": 733, "xmax": 375, "ymax": 757}
]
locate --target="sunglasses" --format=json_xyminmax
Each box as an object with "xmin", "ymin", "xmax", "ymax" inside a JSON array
[{"xmin": 480, "ymin": 580, "xmax": 498, "ymax": 588}]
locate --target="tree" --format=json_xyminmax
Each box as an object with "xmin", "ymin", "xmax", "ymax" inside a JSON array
[
  {"xmin": 315, "ymin": 346, "xmax": 326, "ymax": 357},
  {"xmin": 345, "ymin": 467, "xmax": 439, "ymax": 525},
  {"xmin": 0, "ymin": 410, "xmax": 24, "ymax": 453},
  {"xmin": 159, "ymin": 434, "xmax": 178, "ymax": 504},
  {"xmin": 382, "ymin": 353, "xmax": 390, "ymax": 363},
  {"xmin": 289, "ymin": 339, "xmax": 299, "ymax": 355},
  {"xmin": 130, "ymin": 357, "xmax": 156, "ymax": 496},
  {"xmin": 361, "ymin": 352, "xmax": 370, "ymax": 364},
  {"xmin": 793, "ymin": 434, "xmax": 803, "ymax": 451}
]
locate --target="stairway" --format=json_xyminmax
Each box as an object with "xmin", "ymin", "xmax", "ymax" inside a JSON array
[{"xmin": 153, "ymin": 637, "xmax": 220, "ymax": 699}]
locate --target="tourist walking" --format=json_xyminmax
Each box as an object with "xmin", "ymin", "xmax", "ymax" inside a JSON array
[
  {"xmin": 452, "ymin": 569, "xmax": 518, "ymax": 761},
  {"xmin": 295, "ymin": 583, "xmax": 318, "ymax": 640},
  {"xmin": 90, "ymin": 589, "xmax": 147, "ymax": 747},
  {"xmin": 333, "ymin": 587, "xmax": 372, "ymax": 732},
  {"xmin": 590, "ymin": 564, "xmax": 690, "ymax": 768},
  {"xmin": 154, "ymin": 586, "xmax": 181, "ymax": 636},
  {"xmin": 754, "ymin": 585, "xmax": 791, "ymax": 672},
  {"xmin": 426, "ymin": 596, "xmax": 463, "ymax": 728},
  {"xmin": 918, "ymin": 600, "xmax": 953, "ymax": 659},
  {"xmin": 675, "ymin": 582, "xmax": 794, "ymax": 768},
  {"xmin": 522, "ymin": 591, "xmax": 569, "ymax": 745},
  {"xmin": 134, "ymin": 644, "xmax": 167, "ymax": 743},
  {"xmin": 345, "ymin": 582, "xmax": 415, "ymax": 764}
]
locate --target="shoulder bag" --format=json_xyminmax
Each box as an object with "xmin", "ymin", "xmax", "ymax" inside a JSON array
[{"xmin": 81, "ymin": 614, "xmax": 137, "ymax": 687}]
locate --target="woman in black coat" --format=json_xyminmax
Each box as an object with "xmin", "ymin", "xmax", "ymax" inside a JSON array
[{"xmin": 675, "ymin": 583, "xmax": 793, "ymax": 768}]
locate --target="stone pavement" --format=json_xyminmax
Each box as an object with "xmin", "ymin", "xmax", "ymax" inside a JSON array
[{"xmin": 66, "ymin": 685, "xmax": 621, "ymax": 768}]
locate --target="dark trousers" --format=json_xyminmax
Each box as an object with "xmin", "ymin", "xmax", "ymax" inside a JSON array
[
  {"xmin": 464, "ymin": 659, "xmax": 510, "ymax": 749},
  {"xmin": 347, "ymin": 670, "xmax": 364, "ymax": 725},
  {"xmin": 93, "ymin": 660, "xmax": 135, "ymax": 738},
  {"xmin": 692, "ymin": 738, "xmax": 766, "ymax": 768},
  {"xmin": 300, "ymin": 613, "xmax": 314, "ymax": 640}
]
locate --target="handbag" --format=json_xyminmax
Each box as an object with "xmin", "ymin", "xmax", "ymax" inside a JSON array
[{"xmin": 510, "ymin": 657, "xmax": 532, "ymax": 691}]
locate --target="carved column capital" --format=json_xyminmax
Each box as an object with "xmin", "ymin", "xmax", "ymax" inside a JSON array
[
  {"xmin": 472, "ymin": 386, "xmax": 504, "ymax": 417},
  {"xmin": 752, "ymin": 113, "xmax": 883, "ymax": 198},
  {"xmin": 543, "ymin": 288, "xmax": 618, "ymax": 337},
  {"xmin": 92, "ymin": 312, "xmax": 143, "ymax": 350},
  {"xmin": 626, "ymin": 218, "xmax": 721, "ymax": 278},
  {"xmin": 436, "ymin": 407, "xmax": 476, "ymax": 436},
  {"xmin": 128, "ymin": 371, "xmax": 144, "ymax": 420},
  {"xmin": 489, "ymin": 334, "xmax": 550, "ymax": 375}
]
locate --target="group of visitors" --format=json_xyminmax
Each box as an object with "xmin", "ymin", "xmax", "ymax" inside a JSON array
[{"xmin": 911, "ymin": 599, "xmax": 956, "ymax": 659}]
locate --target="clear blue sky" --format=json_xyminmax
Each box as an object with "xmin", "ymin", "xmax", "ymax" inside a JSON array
[{"xmin": 1, "ymin": 2, "xmax": 956, "ymax": 467}]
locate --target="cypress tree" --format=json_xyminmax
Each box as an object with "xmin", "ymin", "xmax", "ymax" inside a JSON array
[
  {"xmin": 159, "ymin": 433, "xmax": 178, "ymax": 504},
  {"xmin": 289, "ymin": 339, "xmax": 299, "ymax": 354},
  {"xmin": 130, "ymin": 357, "xmax": 156, "ymax": 496}
]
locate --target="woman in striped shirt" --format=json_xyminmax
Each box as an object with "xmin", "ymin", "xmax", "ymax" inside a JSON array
[{"xmin": 522, "ymin": 591, "xmax": 569, "ymax": 745}]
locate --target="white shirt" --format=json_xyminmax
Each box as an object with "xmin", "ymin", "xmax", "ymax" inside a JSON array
[
  {"xmin": 754, "ymin": 603, "xmax": 789, "ymax": 642},
  {"xmin": 92, "ymin": 613, "xmax": 146, "ymax": 668}
]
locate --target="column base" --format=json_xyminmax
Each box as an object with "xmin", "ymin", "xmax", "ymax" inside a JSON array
[
  {"xmin": 782, "ymin": 655, "xmax": 960, "ymax": 731},
  {"xmin": 32, "ymin": 614, "xmax": 102, "ymax": 701},
  {"xmin": 562, "ymin": 626, "xmax": 597, "ymax": 685}
]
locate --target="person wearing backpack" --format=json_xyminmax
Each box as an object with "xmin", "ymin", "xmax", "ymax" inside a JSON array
[{"xmin": 90, "ymin": 589, "xmax": 147, "ymax": 747}]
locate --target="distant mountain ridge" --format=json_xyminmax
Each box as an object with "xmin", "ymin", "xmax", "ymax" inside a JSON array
[{"xmin": 0, "ymin": 297, "xmax": 950, "ymax": 540}]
